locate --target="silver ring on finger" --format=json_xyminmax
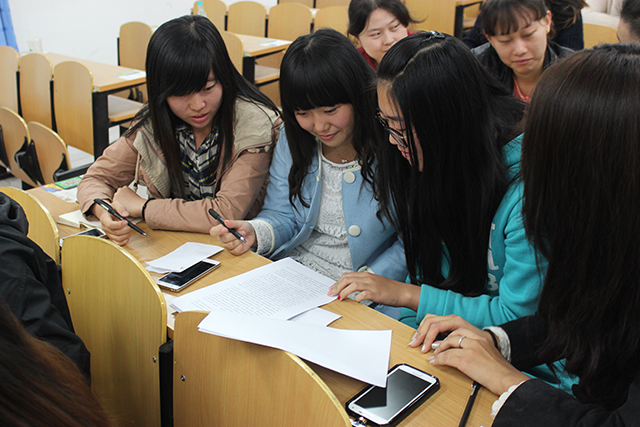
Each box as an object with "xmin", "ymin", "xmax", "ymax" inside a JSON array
[{"xmin": 458, "ymin": 335, "xmax": 466, "ymax": 347}]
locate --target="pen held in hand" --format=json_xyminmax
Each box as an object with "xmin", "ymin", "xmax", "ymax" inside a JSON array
[
  {"xmin": 93, "ymin": 198, "xmax": 149, "ymax": 238},
  {"xmin": 208, "ymin": 208, "xmax": 248, "ymax": 244}
]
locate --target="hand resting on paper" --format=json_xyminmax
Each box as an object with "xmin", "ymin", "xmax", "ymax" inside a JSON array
[
  {"xmin": 328, "ymin": 272, "xmax": 420, "ymax": 311},
  {"xmin": 414, "ymin": 314, "xmax": 530, "ymax": 396},
  {"xmin": 113, "ymin": 186, "xmax": 145, "ymax": 218},
  {"xmin": 92, "ymin": 199, "xmax": 132, "ymax": 246},
  {"xmin": 210, "ymin": 219, "xmax": 256, "ymax": 255}
]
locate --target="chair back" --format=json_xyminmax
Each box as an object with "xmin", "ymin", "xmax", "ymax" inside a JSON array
[
  {"xmin": 62, "ymin": 235, "xmax": 166, "ymax": 427},
  {"xmin": 0, "ymin": 107, "xmax": 41, "ymax": 187},
  {"xmin": 584, "ymin": 23, "xmax": 618, "ymax": 48},
  {"xmin": 173, "ymin": 311, "xmax": 351, "ymax": 427},
  {"xmin": 0, "ymin": 186, "xmax": 60, "ymax": 264},
  {"xmin": 315, "ymin": 0, "xmax": 349, "ymax": 8},
  {"xmin": 227, "ymin": 1, "xmax": 268, "ymax": 37},
  {"xmin": 118, "ymin": 22, "xmax": 152, "ymax": 103},
  {"xmin": 19, "ymin": 53, "xmax": 54, "ymax": 128},
  {"xmin": 405, "ymin": 0, "xmax": 457, "ymax": 35},
  {"xmin": 268, "ymin": 2, "xmax": 314, "ymax": 40},
  {"xmin": 0, "ymin": 46, "xmax": 19, "ymax": 112},
  {"xmin": 53, "ymin": 61, "xmax": 95, "ymax": 156},
  {"xmin": 192, "ymin": 0, "xmax": 227, "ymax": 30},
  {"xmin": 28, "ymin": 122, "xmax": 70, "ymax": 184},
  {"xmin": 220, "ymin": 30, "xmax": 245, "ymax": 73},
  {"xmin": 314, "ymin": 5, "xmax": 349, "ymax": 35}
]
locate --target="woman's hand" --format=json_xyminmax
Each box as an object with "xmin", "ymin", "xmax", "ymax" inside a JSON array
[
  {"xmin": 210, "ymin": 220, "xmax": 256, "ymax": 256},
  {"xmin": 92, "ymin": 200, "xmax": 132, "ymax": 246},
  {"xmin": 328, "ymin": 272, "xmax": 421, "ymax": 310},
  {"xmin": 414, "ymin": 314, "xmax": 530, "ymax": 396},
  {"xmin": 113, "ymin": 186, "xmax": 145, "ymax": 218}
]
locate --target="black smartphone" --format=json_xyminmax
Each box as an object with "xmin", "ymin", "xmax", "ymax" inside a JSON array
[
  {"xmin": 60, "ymin": 228, "xmax": 107, "ymax": 246},
  {"xmin": 157, "ymin": 258, "xmax": 220, "ymax": 292},
  {"xmin": 346, "ymin": 364, "xmax": 439, "ymax": 426}
]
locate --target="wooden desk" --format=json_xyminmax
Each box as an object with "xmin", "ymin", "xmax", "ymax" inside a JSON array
[
  {"xmin": 29, "ymin": 187, "xmax": 496, "ymax": 427},
  {"xmin": 45, "ymin": 53, "xmax": 146, "ymax": 157},
  {"xmin": 235, "ymin": 34, "xmax": 291, "ymax": 84}
]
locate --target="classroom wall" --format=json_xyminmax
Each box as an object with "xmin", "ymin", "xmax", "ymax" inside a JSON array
[{"xmin": 9, "ymin": 0, "xmax": 276, "ymax": 65}]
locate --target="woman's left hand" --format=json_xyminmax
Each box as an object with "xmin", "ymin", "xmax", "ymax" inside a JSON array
[
  {"xmin": 328, "ymin": 272, "xmax": 421, "ymax": 310},
  {"xmin": 113, "ymin": 186, "xmax": 145, "ymax": 218},
  {"xmin": 421, "ymin": 315, "xmax": 530, "ymax": 396}
]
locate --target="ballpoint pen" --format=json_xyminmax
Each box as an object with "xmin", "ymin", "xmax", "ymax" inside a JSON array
[
  {"xmin": 93, "ymin": 198, "xmax": 149, "ymax": 237},
  {"xmin": 208, "ymin": 208, "xmax": 248, "ymax": 244},
  {"xmin": 458, "ymin": 381, "xmax": 480, "ymax": 427}
]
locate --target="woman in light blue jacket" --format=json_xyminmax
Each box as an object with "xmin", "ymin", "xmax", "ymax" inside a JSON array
[{"xmin": 211, "ymin": 29, "xmax": 406, "ymax": 305}]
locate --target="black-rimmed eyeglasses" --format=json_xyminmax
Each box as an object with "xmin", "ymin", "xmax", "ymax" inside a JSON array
[{"xmin": 376, "ymin": 111, "xmax": 410, "ymax": 148}]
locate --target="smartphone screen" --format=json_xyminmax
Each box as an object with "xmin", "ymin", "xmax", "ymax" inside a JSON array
[
  {"xmin": 157, "ymin": 259, "xmax": 220, "ymax": 292},
  {"xmin": 60, "ymin": 228, "xmax": 106, "ymax": 246},
  {"xmin": 347, "ymin": 364, "xmax": 439, "ymax": 426}
]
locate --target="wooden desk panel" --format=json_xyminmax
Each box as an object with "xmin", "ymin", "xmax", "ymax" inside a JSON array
[{"xmin": 30, "ymin": 187, "xmax": 495, "ymax": 426}]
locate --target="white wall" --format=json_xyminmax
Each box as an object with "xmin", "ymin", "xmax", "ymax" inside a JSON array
[{"xmin": 9, "ymin": 0, "xmax": 276, "ymax": 65}]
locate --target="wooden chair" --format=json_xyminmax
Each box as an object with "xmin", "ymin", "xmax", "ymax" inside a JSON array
[
  {"xmin": 268, "ymin": 2, "xmax": 314, "ymax": 41},
  {"xmin": 315, "ymin": 0, "xmax": 349, "ymax": 8},
  {"xmin": 0, "ymin": 45, "xmax": 19, "ymax": 113},
  {"xmin": 584, "ymin": 23, "xmax": 619, "ymax": 48},
  {"xmin": 173, "ymin": 311, "xmax": 351, "ymax": 427},
  {"xmin": 118, "ymin": 22, "xmax": 153, "ymax": 103},
  {"xmin": 279, "ymin": 0, "xmax": 314, "ymax": 7},
  {"xmin": 28, "ymin": 122, "xmax": 70, "ymax": 184},
  {"xmin": 62, "ymin": 235, "xmax": 167, "ymax": 427},
  {"xmin": 227, "ymin": 1, "xmax": 268, "ymax": 37},
  {"xmin": 405, "ymin": 0, "xmax": 457, "ymax": 35},
  {"xmin": 192, "ymin": 0, "xmax": 227, "ymax": 30},
  {"xmin": 314, "ymin": 5, "xmax": 349, "ymax": 35},
  {"xmin": 0, "ymin": 186, "xmax": 60, "ymax": 264},
  {"xmin": 0, "ymin": 107, "xmax": 41, "ymax": 187},
  {"xmin": 53, "ymin": 61, "xmax": 142, "ymax": 156},
  {"xmin": 19, "ymin": 53, "xmax": 54, "ymax": 128}
]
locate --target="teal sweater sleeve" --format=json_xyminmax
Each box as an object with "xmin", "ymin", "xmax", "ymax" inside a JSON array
[{"xmin": 399, "ymin": 138, "xmax": 545, "ymax": 329}]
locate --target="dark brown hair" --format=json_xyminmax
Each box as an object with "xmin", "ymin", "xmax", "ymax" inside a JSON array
[{"xmin": 522, "ymin": 43, "xmax": 640, "ymax": 409}]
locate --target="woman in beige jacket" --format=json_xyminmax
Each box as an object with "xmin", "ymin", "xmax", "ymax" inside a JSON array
[{"xmin": 77, "ymin": 15, "xmax": 280, "ymax": 245}]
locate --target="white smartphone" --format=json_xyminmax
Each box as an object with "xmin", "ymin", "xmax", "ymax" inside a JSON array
[
  {"xmin": 60, "ymin": 228, "xmax": 107, "ymax": 246},
  {"xmin": 346, "ymin": 364, "xmax": 439, "ymax": 426},
  {"xmin": 157, "ymin": 258, "xmax": 220, "ymax": 292}
]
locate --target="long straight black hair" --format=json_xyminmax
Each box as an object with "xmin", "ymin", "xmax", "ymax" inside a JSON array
[
  {"xmin": 279, "ymin": 29, "xmax": 377, "ymax": 208},
  {"xmin": 127, "ymin": 15, "xmax": 279, "ymax": 198},
  {"xmin": 376, "ymin": 32, "xmax": 525, "ymax": 293},
  {"xmin": 522, "ymin": 43, "xmax": 640, "ymax": 409}
]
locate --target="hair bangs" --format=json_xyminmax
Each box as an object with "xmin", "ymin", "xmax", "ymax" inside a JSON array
[
  {"xmin": 158, "ymin": 43, "xmax": 212, "ymax": 99},
  {"xmin": 482, "ymin": 0, "xmax": 547, "ymax": 36},
  {"xmin": 281, "ymin": 60, "xmax": 352, "ymax": 112}
]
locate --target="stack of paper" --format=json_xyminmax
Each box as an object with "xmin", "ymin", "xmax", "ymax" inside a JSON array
[
  {"xmin": 171, "ymin": 257, "xmax": 392, "ymax": 386},
  {"xmin": 58, "ymin": 210, "xmax": 102, "ymax": 228}
]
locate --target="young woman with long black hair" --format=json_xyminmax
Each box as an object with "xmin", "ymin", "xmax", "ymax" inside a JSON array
[{"xmin": 78, "ymin": 15, "xmax": 281, "ymax": 245}]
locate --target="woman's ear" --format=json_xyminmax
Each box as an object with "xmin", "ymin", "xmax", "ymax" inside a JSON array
[{"xmin": 543, "ymin": 10, "xmax": 552, "ymax": 33}]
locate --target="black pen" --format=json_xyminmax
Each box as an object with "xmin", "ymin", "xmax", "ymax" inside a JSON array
[
  {"xmin": 93, "ymin": 198, "xmax": 149, "ymax": 238},
  {"xmin": 458, "ymin": 381, "xmax": 480, "ymax": 427},
  {"xmin": 208, "ymin": 208, "xmax": 248, "ymax": 244}
]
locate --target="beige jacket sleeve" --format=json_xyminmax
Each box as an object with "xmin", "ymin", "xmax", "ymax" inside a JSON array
[{"xmin": 143, "ymin": 99, "xmax": 281, "ymax": 233}]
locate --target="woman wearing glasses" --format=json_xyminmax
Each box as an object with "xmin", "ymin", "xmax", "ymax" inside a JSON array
[
  {"xmin": 211, "ymin": 30, "xmax": 406, "ymax": 311},
  {"xmin": 331, "ymin": 32, "xmax": 545, "ymax": 362}
]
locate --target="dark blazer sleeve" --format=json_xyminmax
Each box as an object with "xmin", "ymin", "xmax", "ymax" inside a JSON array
[{"xmin": 500, "ymin": 315, "xmax": 549, "ymax": 369}]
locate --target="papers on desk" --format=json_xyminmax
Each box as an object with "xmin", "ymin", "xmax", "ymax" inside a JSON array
[
  {"xmin": 41, "ymin": 176, "xmax": 82, "ymax": 203},
  {"xmin": 58, "ymin": 210, "xmax": 101, "ymax": 229},
  {"xmin": 171, "ymin": 257, "xmax": 392, "ymax": 386},
  {"xmin": 256, "ymin": 39, "xmax": 290, "ymax": 47},
  {"xmin": 146, "ymin": 242, "xmax": 223, "ymax": 273},
  {"xmin": 199, "ymin": 311, "xmax": 391, "ymax": 387},
  {"xmin": 115, "ymin": 70, "xmax": 146, "ymax": 80}
]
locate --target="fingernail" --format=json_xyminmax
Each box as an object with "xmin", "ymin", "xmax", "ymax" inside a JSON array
[
  {"xmin": 422, "ymin": 343, "xmax": 427, "ymax": 353},
  {"xmin": 428, "ymin": 356, "xmax": 435, "ymax": 364},
  {"xmin": 431, "ymin": 342, "xmax": 440, "ymax": 350},
  {"xmin": 337, "ymin": 295, "xmax": 341, "ymax": 301},
  {"xmin": 408, "ymin": 332, "xmax": 418, "ymax": 346}
]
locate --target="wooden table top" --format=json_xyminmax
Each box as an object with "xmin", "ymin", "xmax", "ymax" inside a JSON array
[
  {"xmin": 44, "ymin": 53, "xmax": 146, "ymax": 93},
  {"xmin": 29, "ymin": 186, "xmax": 496, "ymax": 427}
]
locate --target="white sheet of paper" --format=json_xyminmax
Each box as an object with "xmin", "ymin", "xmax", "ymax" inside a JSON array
[
  {"xmin": 170, "ymin": 258, "xmax": 336, "ymax": 320},
  {"xmin": 146, "ymin": 242, "xmax": 223, "ymax": 273},
  {"xmin": 198, "ymin": 310, "xmax": 391, "ymax": 387},
  {"xmin": 289, "ymin": 307, "xmax": 341, "ymax": 326}
]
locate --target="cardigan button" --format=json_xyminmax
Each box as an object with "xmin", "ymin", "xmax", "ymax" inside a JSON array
[
  {"xmin": 343, "ymin": 171, "xmax": 356, "ymax": 184},
  {"xmin": 348, "ymin": 225, "xmax": 361, "ymax": 237}
]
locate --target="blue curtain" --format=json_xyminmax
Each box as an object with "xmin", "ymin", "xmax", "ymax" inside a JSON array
[{"xmin": 0, "ymin": 0, "xmax": 18, "ymax": 50}]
